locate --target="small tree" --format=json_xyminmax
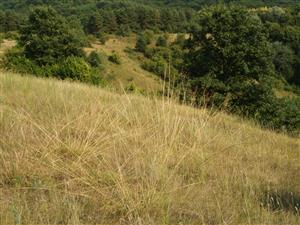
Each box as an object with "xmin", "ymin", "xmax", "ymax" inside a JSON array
[
  {"xmin": 87, "ymin": 51, "xmax": 101, "ymax": 68},
  {"xmin": 272, "ymin": 41, "xmax": 295, "ymax": 81},
  {"xmin": 108, "ymin": 52, "xmax": 121, "ymax": 64},
  {"xmin": 156, "ymin": 35, "xmax": 168, "ymax": 47},
  {"xmin": 20, "ymin": 6, "xmax": 84, "ymax": 66},
  {"xmin": 135, "ymin": 35, "xmax": 148, "ymax": 53},
  {"xmin": 56, "ymin": 56, "xmax": 92, "ymax": 82},
  {"xmin": 186, "ymin": 4, "xmax": 275, "ymax": 106},
  {"xmin": 86, "ymin": 13, "xmax": 103, "ymax": 35}
]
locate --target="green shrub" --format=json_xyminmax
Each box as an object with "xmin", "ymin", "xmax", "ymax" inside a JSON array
[
  {"xmin": 4, "ymin": 31, "xmax": 19, "ymax": 40},
  {"xmin": 229, "ymin": 82, "xmax": 300, "ymax": 133},
  {"xmin": 87, "ymin": 51, "xmax": 101, "ymax": 67},
  {"xmin": 144, "ymin": 48, "xmax": 155, "ymax": 58},
  {"xmin": 125, "ymin": 82, "xmax": 145, "ymax": 95},
  {"xmin": 156, "ymin": 35, "xmax": 168, "ymax": 47},
  {"xmin": 90, "ymin": 68, "xmax": 106, "ymax": 86},
  {"xmin": 96, "ymin": 32, "xmax": 108, "ymax": 44},
  {"xmin": 108, "ymin": 52, "xmax": 121, "ymax": 64},
  {"xmin": 55, "ymin": 56, "xmax": 92, "ymax": 82},
  {"xmin": 135, "ymin": 35, "xmax": 148, "ymax": 53},
  {"xmin": 116, "ymin": 25, "xmax": 131, "ymax": 37},
  {"xmin": 19, "ymin": 7, "xmax": 84, "ymax": 66},
  {"xmin": 4, "ymin": 48, "xmax": 53, "ymax": 76},
  {"xmin": 260, "ymin": 97, "xmax": 300, "ymax": 134},
  {"xmin": 142, "ymin": 58, "xmax": 166, "ymax": 77}
]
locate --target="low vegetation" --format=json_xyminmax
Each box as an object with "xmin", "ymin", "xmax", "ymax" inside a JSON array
[
  {"xmin": 1, "ymin": 1, "xmax": 300, "ymax": 224},
  {"xmin": 1, "ymin": 72, "xmax": 300, "ymax": 224}
]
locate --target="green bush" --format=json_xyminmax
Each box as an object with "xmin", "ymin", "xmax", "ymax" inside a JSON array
[
  {"xmin": 108, "ymin": 52, "xmax": 121, "ymax": 64},
  {"xmin": 4, "ymin": 48, "xmax": 105, "ymax": 85},
  {"xmin": 156, "ymin": 35, "xmax": 168, "ymax": 47},
  {"xmin": 259, "ymin": 97, "xmax": 300, "ymax": 134},
  {"xmin": 90, "ymin": 68, "xmax": 106, "ymax": 86},
  {"xmin": 125, "ymin": 82, "xmax": 145, "ymax": 95},
  {"xmin": 142, "ymin": 57, "xmax": 166, "ymax": 77},
  {"xmin": 4, "ymin": 48, "xmax": 53, "ymax": 77},
  {"xmin": 135, "ymin": 35, "xmax": 148, "ymax": 53},
  {"xmin": 228, "ymin": 82, "xmax": 300, "ymax": 133},
  {"xmin": 4, "ymin": 31, "xmax": 19, "ymax": 40},
  {"xmin": 142, "ymin": 56, "xmax": 178, "ymax": 79},
  {"xmin": 55, "ymin": 56, "xmax": 92, "ymax": 82},
  {"xmin": 96, "ymin": 32, "xmax": 108, "ymax": 44},
  {"xmin": 19, "ymin": 7, "xmax": 84, "ymax": 66},
  {"xmin": 87, "ymin": 51, "xmax": 101, "ymax": 67}
]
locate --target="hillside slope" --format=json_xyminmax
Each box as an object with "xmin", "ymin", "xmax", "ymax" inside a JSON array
[
  {"xmin": 0, "ymin": 72, "xmax": 300, "ymax": 225},
  {"xmin": 85, "ymin": 37, "xmax": 162, "ymax": 92}
]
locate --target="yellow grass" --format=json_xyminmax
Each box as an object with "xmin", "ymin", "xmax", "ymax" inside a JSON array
[
  {"xmin": 85, "ymin": 37, "xmax": 162, "ymax": 92},
  {"xmin": 0, "ymin": 72, "xmax": 300, "ymax": 225},
  {"xmin": 0, "ymin": 39, "xmax": 16, "ymax": 56}
]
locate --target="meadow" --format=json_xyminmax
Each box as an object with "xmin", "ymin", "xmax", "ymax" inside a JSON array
[{"xmin": 1, "ymin": 71, "xmax": 299, "ymax": 224}]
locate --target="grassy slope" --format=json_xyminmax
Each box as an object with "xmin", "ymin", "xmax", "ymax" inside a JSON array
[
  {"xmin": 0, "ymin": 37, "xmax": 162, "ymax": 92},
  {"xmin": 85, "ymin": 36, "xmax": 162, "ymax": 92},
  {"xmin": 0, "ymin": 72, "xmax": 300, "ymax": 225}
]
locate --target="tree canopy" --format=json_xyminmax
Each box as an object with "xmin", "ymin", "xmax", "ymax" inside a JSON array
[
  {"xmin": 19, "ymin": 6, "xmax": 84, "ymax": 65},
  {"xmin": 186, "ymin": 5, "xmax": 274, "ymax": 103}
]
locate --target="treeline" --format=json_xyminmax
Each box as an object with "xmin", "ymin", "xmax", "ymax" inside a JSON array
[
  {"xmin": 132, "ymin": 5, "xmax": 300, "ymax": 133},
  {"xmin": 0, "ymin": 1, "xmax": 196, "ymax": 35},
  {"xmin": 84, "ymin": 6, "xmax": 195, "ymax": 36},
  {"xmin": 2, "ymin": 0, "xmax": 300, "ymax": 11},
  {"xmin": 0, "ymin": 10, "xmax": 21, "ymax": 32},
  {"xmin": 259, "ymin": 6, "xmax": 300, "ymax": 86},
  {"xmin": 2, "ymin": 0, "xmax": 300, "ymax": 36}
]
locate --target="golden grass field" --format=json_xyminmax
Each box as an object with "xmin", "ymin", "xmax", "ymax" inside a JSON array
[{"xmin": 0, "ymin": 72, "xmax": 300, "ymax": 225}]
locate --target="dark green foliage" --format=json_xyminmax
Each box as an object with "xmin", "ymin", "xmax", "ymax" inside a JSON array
[
  {"xmin": 0, "ymin": 10, "xmax": 20, "ymax": 32},
  {"xmin": 3, "ymin": 31, "xmax": 19, "ymax": 40},
  {"xmin": 4, "ymin": 48, "xmax": 104, "ymax": 85},
  {"xmin": 182, "ymin": 4, "xmax": 300, "ymax": 133},
  {"xmin": 4, "ymin": 48, "xmax": 53, "ymax": 76},
  {"xmin": 186, "ymin": 4, "xmax": 274, "ymax": 105},
  {"xmin": 142, "ymin": 57, "xmax": 166, "ymax": 77},
  {"xmin": 19, "ymin": 6, "xmax": 84, "ymax": 66},
  {"xmin": 108, "ymin": 52, "xmax": 121, "ymax": 64},
  {"xmin": 55, "ymin": 56, "xmax": 92, "ymax": 82},
  {"xmin": 174, "ymin": 33, "xmax": 186, "ymax": 47},
  {"xmin": 87, "ymin": 51, "xmax": 101, "ymax": 68},
  {"xmin": 116, "ymin": 24, "xmax": 131, "ymax": 37},
  {"xmin": 135, "ymin": 35, "xmax": 148, "ymax": 53},
  {"xmin": 97, "ymin": 32, "xmax": 108, "ymax": 44},
  {"xmin": 156, "ymin": 35, "xmax": 168, "ymax": 47},
  {"xmin": 86, "ymin": 12, "xmax": 103, "ymax": 35},
  {"xmin": 272, "ymin": 42, "xmax": 295, "ymax": 81}
]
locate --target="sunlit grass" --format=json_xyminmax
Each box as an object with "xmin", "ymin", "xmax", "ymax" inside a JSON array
[{"xmin": 0, "ymin": 72, "xmax": 299, "ymax": 225}]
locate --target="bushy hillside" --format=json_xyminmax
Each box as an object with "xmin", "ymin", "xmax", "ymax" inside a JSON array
[
  {"xmin": 1, "ymin": 0, "xmax": 300, "ymax": 11},
  {"xmin": 1, "ymin": 72, "xmax": 299, "ymax": 224}
]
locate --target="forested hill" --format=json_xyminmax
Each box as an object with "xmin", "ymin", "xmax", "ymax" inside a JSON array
[{"xmin": 1, "ymin": 0, "xmax": 300, "ymax": 12}]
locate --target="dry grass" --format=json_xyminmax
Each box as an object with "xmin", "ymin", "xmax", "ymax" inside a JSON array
[
  {"xmin": 84, "ymin": 37, "xmax": 162, "ymax": 92},
  {"xmin": 0, "ymin": 39, "xmax": 16, "ymax": 56},
  {"xmin": 0, "ymin": 72, "xmax": 300, "ymax": 225}
]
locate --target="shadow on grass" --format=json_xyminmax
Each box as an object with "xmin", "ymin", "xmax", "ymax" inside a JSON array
[{"xmin": 262, "ymin": 190, "xmax": 300, "ymax": 215}]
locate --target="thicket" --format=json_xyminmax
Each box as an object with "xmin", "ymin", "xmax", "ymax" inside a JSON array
[
  {"xmin": 3, "ymin": 6, "xmax": 104, "ymax": 86},
  {"xmin": 133, "ymin": 5, "xmax": 300, "ymax": 134},
  {"xmin": 185, "ymin": 5, "xmax": 300, "ymax": 134}
]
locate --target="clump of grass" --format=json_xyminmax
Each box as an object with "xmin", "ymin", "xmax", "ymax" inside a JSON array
[{"xmin": 0, "ymin": 72, "xmax": 300, "ymax": 225}]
